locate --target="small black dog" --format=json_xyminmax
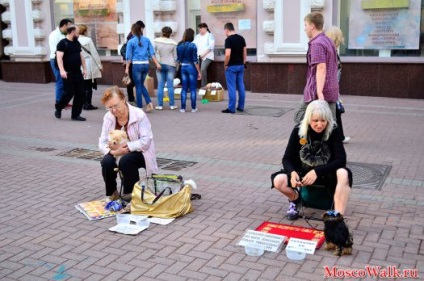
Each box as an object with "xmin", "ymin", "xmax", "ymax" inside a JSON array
[{"xmin": 323, "ymin": 210, "xmax": 353, "ymax": 256}]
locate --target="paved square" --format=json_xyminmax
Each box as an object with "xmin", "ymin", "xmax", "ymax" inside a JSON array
[{"xmin": 0, "ymin": 81, "xmax": 423, "ymax": 280}]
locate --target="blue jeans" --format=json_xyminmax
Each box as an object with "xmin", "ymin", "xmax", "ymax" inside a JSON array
[
  {"xmin": 132, "ymin": 63, "xmax": 151, "ymax": 108},
  {"xmin": 50, "ymin": 59, "xmax": 64, "ymax": 103},
  {"xmin": 180, "ymin": 64, "xmax": 198, "ymax": 110},
  {"xmin": 225, "ymin": 65, "xmax": 245, "ymax": 112},
  {"xmin": 156, "ymin": 64, "xmax": 176, "ymax": 107}
]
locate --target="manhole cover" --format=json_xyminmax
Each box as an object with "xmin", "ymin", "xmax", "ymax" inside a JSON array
[
  {"xmin": 57, "ymin": 148, "xmax": 197, "ymax": 171},
  {"xmin": 57, "ymin": 148, "xmax": 104, "ymax": 161},
  {"xmin": 347, "ymin": 162, "xmax": 391, "ymax": 190},
  {"xmin": 157, "ymin": 158, "xmax": 197, "ymax": 171},
  {"xmin": 243, "ymin": 106, "xmax": 292, "ymax": 117}
]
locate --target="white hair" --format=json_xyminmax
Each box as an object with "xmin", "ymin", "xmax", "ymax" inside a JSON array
[{"xmin": 298, "ymin": 100, "xmax": 336, "ymax": 141}]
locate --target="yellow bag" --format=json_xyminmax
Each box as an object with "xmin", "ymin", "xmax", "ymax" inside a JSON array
[{"xmin": 131, "ymin": 181, "xmax": 193, "ymax": 218}]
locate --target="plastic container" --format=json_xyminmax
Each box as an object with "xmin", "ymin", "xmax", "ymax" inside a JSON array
[
  {"xmin": 286, "ymin": 249, "xmax": 306, "ymax": 260},
  {"xmin": 244, "ymin": 245, "xmax": 265, "ymax": 256},
  {"xmin": 116, "ymin": 214, "xmax": 149, "ymax": 227}
]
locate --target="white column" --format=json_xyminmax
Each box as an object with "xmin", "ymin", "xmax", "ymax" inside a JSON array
[{"xmin": 3, "ymin": 0, "xmax": 46, "ymax": 61}]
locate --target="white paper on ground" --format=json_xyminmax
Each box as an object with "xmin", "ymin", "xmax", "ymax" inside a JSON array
[
  {"xmin": 148, "ymin": 217, "xmax": 175, "ymax": 225},
  {"xmin": 198, "ymin": 89, "xmax": 206, "ymax": 96},
  {"xmin": 238, "ymin": 230, "xmax": 285, "ymax": 252},
  {"xmin": 109, "ymin": 224, "xmax": 149, "ymax": 235},
  {"xmin": 175, "ymin": 88, "xmax": 182, "ymax": 94},
  {"xmin": 286, "ymin": 238, "xmax": 317, "ymax": 254}
]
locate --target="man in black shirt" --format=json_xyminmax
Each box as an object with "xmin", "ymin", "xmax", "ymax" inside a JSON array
[
  {"xmin": 55, "ymin": 25, "xmax": 87, "ymax": 121},
  {"xmin": 222, "ymin": 22, "xmax": 246, "ymax": 114}
]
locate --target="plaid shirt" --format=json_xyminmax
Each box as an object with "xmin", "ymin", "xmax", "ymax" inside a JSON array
[{"xmin": 304, "ymin": 33, "xmax": 339, "ymax": 103}]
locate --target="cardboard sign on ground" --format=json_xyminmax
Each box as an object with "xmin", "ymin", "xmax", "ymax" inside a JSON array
[{"xmin": 255, "ymin": 221, "xmax": 325, "ymax": 249}]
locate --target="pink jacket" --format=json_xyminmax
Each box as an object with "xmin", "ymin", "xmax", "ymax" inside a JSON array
[{"xmin": 99, "ymin": 103, "xmax": 158, "ymax": 176}]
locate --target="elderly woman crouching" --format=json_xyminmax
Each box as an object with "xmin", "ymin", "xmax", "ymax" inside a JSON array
[
  {"xmin": 271, "ymin": 100, "xmax": 352, "ymax": 220},
  {"xmin": 99, "ymin": 86, "xmax": 158, "ymax": 204}
]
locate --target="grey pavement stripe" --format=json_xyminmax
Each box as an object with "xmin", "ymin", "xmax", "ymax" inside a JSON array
[
  {"xmin": 3, "ymin": 134, "xmax": 424, "ymax": 188},
  {"xmin": 0, "ymin": 135, "xmax": 424, "ymax": 186},
  {"xmin": 0, "ymin": 97, "xmax": 54, "ymax": 109},
  {"xmin": 0, "ymin": 135, "xmax": 99, "ymax": 150},
  {"xmin": 346, "ymin": 109, "xmax": 424, "ymax": 117},
  {"xmin": 2, "ymin": 147, "xmax": 422, "ymax": 207}
]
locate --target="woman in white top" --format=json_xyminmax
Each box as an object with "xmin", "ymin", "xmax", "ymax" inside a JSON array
[
  {"xmin": 78, "ymin": 24, "xmax": 103, "ymax": 110},
  {"xmin": 154, "ymin": 26, "xmax": 178, "ymax": 110},
  {"xmin": 193, "ymin": 23, "xmax": 215, "ymax": 87}
]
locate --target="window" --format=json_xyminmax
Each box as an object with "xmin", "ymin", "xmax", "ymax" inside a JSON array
[
  {"xmin": 339, "ymin": 0, "xmax": 423, "ymax": 57},
  {"xmin": 53, "ymin": 0, "xmax": 118, "ymax": 56}
]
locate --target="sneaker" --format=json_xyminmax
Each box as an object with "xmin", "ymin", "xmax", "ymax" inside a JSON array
[
  {"xmin": 179, "ymin": 109, "xmax": 185, "ymax": 113},
  {"xmin": 191, "ymin": 108, "xmax": 198, "ymax": 113},
  {"xmin": 286, "ymin": 201, "xmax": 299, "ymax": 220},
  {"xmin": 343, "ymin": 136, "xmax": 351, "ymax": 143},
  {"xmin": 129, "ymin": 101, "xmax": 137, "ymax": 107},
  {"xmin": 236, "ymin": 108, "xmax": 244, "ymax": 112},
  {"xmin": 170, "ymin": 106, "xmax": 178, "ymax": 110},
  {"xmin": 155, "ymin": 106, "xmax": 163, "ymax": 110},
  {"xmin": 54, "ymin": 109, "xmax": 61, "ymax": 119}
]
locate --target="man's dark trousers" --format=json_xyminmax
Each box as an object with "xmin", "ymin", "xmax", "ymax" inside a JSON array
[{"xmin": 55, "ymin": 71, "xmax": 84, "ymax": 118}]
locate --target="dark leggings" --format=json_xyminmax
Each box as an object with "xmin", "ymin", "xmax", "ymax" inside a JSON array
[
  {"xmin": 336, "ymin": 107, "xmax": 345, "ymax": 140},
  {"xmin": 83, "ymin": 79, "xmax": 93, "ymax": 105},
  {"xmin": 101, "ymin": 152, "xmax": 146, "ymax": 196}
]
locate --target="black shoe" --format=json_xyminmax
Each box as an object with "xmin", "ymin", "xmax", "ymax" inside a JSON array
[
  {"xmin": 71, "ymin": 116, "xmax": 86, "ymax": 121},
  {"xmin": 54, "ymin": 110, "xmax": 61, "ymax": 119},
  {"xmin": 236, "ymin": 108, "xmax": 244, "ymax": 112},
  {"xmin": 222, "ymin": 109, "xmax": 235, "ymax": 114},
  {"xmin": 84, "ymin": 104, "xmax": 98, "ymax": 110}
]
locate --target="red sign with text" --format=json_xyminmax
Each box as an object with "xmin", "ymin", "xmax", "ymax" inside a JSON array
[{"xmin": 255, "ymin": 222, "xmax": 325, "ymax": 249}]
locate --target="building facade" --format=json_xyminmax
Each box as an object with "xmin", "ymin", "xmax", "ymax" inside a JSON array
[{"xmin": 1, "ymin": 0, "xmax": 423, "ymax": 98}]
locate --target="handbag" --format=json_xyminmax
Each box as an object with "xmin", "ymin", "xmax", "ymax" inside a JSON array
[
  {"xmin": 131, "ymin": 180, "xmax": 193, "ymax": 218},
  {"xmin": 122, "ymin": 73, "xmax": 131, "ymax": 86},
  {"xmin": 336, "ymin": 100, "xmax": 345, "ymax": 114},
  {"xmin": 175, "ymin": 63, "xmax": 181, "ymax": 80},
  {"xmin": 149, "ymin": 58, "xmax": 157, "ymax": 71},
  {"xmin": 146, "ymin": 174, "xmax": 183, "ymax": 196},
  {"xmin": 92, "ymin": 79, "xmax": 97, "ymax": 90}
]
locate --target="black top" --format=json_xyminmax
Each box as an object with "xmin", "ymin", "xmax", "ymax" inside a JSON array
[
  {"xmin": 282, "ymin": 126, "xmax": 346, "ymax": 177},
  {"xmin": 57, "ymin": 38, "xmax": 82, "ymax": 72},
  {"xmin": 224, "ymin": 34, "xmax": 246, "ymax": 66}
]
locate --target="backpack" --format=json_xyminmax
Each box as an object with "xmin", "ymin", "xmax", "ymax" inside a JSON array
[
  {"xmin": 54, "ymin": 39, "xmax": 69, "ymax": 69},
  {"xmin": 120, "ymin": 43, "xmax": 127, "ymax": 60}
]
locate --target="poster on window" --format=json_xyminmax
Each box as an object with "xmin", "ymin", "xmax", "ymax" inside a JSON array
[
  {"xmin": 200, "ymin": 0, "xmax": 256, "ymax": 48},
  {"xmin": 73, "ymin": 0, "xmax": 118, "ymax": 50},
  {"xmin": 348, "ymin": 0, "xmax": 421, "ymax": 50}
]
